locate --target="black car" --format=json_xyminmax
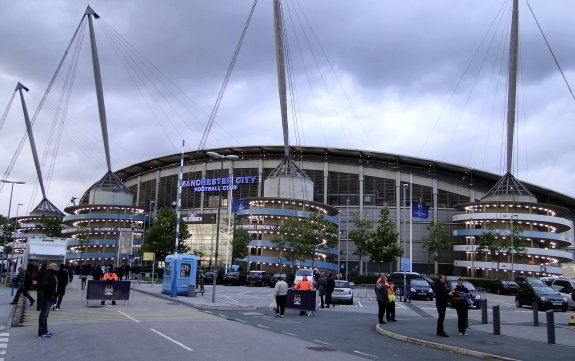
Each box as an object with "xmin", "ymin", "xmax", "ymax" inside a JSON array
[
  {"xmin": 395, "ymin": 278, "xmax": 434, "ymax": 301},
  {"xmin": 447, "ymin": 280, "xmax": 482, "ymax": 309},
  {"xmin": 246, "ymin": 271, "xmax": 271, "ymax": 287},
  {"xmin": 204, "ymin": 271, "xmax": 224, "ymax": 285},
  {"xmin": 514, "ymin": 276, "xmax": 544, "ymax": 286},
  {"xmin": 515, "ymin": 284, "xmax": 568, "ymax": 312},
  {"xmin": 269, "ymin": 273, "xmax": 287, "ymax": 288},
  {"xmin": 488, "ymin": 280, "xmax": 520, "ymax": 295},
  {"xmin": 223, "ymin": 271, "xmax": 247, "ymax": 286}
]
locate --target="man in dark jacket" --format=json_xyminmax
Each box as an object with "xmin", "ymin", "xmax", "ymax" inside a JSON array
[
  {"xmin": 325, "ymin": 273, "xmax": 335, "ymax": 308},
  {"xmin": 375, "ymin": 274, "xmax": 389, "ymax": 324},
  {"xmin": 434, "ymin": 274, "xmax": 453, "ymax": 337},
  {"xmin": 35, "ymin": 264, "xmax": 47, "ymax": 311},
  {"xmin": 38, "ymin": 263, "xmax": 58, "ymax": 338},
  {"xmin": 52, "ymin": 264, "xmax": 69, "ymax": 311},
  {"xmin": 10, "ymin": 267, "xmax": 35, "ymax": 306}
]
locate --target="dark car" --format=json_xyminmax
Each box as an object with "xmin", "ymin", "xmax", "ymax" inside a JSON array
[
  {"xmin": 246, "ymin": 271, "xmax": 271, "ymax": 287},
  {"xmin": 447, "ymin": 280, "xmax": 482, "ymax": 309},
  {"xmin": 489, "ymin": 280, "xmax": 520, "ymax": 295},
  {"xmin": 515, "ymin": 284, "xmax": 568, "ymax": 312},
  {"xmin": 223, "ymin": 271, "xmax": 247, "ymax": 286},
  {"xmin": 269, "ymin": 273, "xmax": 287, "ymax": 288},
  {"xmin": 204, "ymin": 271, "xmax": 224, "ymax": 285},
  {"xmin": 514, "ymin": 276, "xmax": 544, "ymax": 286},
  {"xmin": 394, "ymin": 278, "xmax": 434, "ymax": 301}
]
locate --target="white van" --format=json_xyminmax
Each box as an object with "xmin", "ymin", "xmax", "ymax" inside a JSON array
[{"xmin": 293, "ymin": 268, "xmax": 315, "ymax": 286}]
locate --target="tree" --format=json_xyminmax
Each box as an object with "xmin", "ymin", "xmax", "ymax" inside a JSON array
[
  {"xmin": 476, "ymin": 224, "xmax": 526, "ymax": 278},
  {"xmin": 231, "ymin": 228, "xmax": 250, "ymax": 261},
  {"xmin": 349, "ymin": 214, "xmax": 372, "ymax": 274},
  {"xmin": 36, "ymin": 216, "xmax": 63, "ymax": 237},
  {"xmin": 143, "ymin": 207, "xmax": 190, "ymax": 264},
  {"xmin": 366, "ymin": 206, "xmax": 403, "ymax": 273},
  {"xmin": 421, "ymin": 221, "xmax": 451, "ymax": 274},
  {"xmin": 274, "ymin": 211, "xmax": 338, "ymax": 268}
]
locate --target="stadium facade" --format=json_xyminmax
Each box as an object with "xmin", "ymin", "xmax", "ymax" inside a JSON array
[{"xmin": 73, "ymin": 145, "xmax": 573, "ymax": 278}]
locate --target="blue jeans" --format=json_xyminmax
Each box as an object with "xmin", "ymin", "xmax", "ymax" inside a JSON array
[{"xmin": 38, "ymin": 298, "xmax": 54, "ymax": 336}]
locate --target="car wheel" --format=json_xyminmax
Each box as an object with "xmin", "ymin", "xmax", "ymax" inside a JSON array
[
  {"xmin": 515, "ymin": 297, "xmax": 522, "ymax": 308},
  {"xmin": 497, "ymin": 289, "xmax": 501, "ymax": 295}
]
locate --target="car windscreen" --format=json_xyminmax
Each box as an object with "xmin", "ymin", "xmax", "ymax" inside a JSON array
[
  {"xmin": 410, "ymin": 279, "xmax": 429, "ymax": 287},
  {"xmin": 227, "ymin": 272, "xmax": 239, "ymax": 276},
  {"xmin": 533, "ymin": 286, "xmax": 558, "ymax": 295},
  {"xmin": 296, "ymin": 269, "xmax": 313, "ymax": 276},
  {"xmin": 272, "ymin": 274, "xmax": 286, "ymax": 278},
  {"xmin": 502, "ymin": 281, "xmax": 518, "ymax": 286},
  {"xmin": 335, "ymin": 281, "xmax": 350, "ymax": 288}
]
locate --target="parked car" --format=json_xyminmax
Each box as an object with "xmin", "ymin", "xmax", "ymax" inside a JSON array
[
  {"xmin": 395, "ymin": 278, "xmax": 434, "ymax": 301},
  {"xmin": 488, "ymin": 280, "xmax": 520, "ymax": 295},
  {"xmin": 246, "ymin": 271, "xmax": 271, "ymax": 287},
  {"xmin": 447, "ymin": 280, "xmax": 482, "ymax": 309},
  {"xmin": 293, "ymin": 269, "xmax": 315, "ymax": 286},
  {"xmin": 558, "ymin": 288, "xmax": 575, "ymax": 310},
  {"xmin": 514, "ymin": 276, "xmax": 544, "ymax": 286},
  {"xmin": 332, "ymin": 280, "xmax": 354, "ymax": 304},
  {"xmin": 269, "ymin": 273, "xmax": 288, "ymax": 288},
  {"xmin": 204, "ymin": 271, "xmax": 224, "ymax": 285},
  {"xmin": 223, "ymin": 271, "xmax": 247, "ymax": 286},
  {"xmin": 515, "ymin": 284, "xmax": 568, "ymax": 312},
  {"xmin": 549, "ymin": 278, "xmax": 575, "ymax": 293}
]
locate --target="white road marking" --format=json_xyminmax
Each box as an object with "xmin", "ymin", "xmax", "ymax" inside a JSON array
[
  {"xmin": 257, "ymin": 324, "xmax": 270, "ymax": 329},
  {"xmin": 0, "ymin": 334, "xmax": 7, "ymax": 337},
  {"xmin": 354, "ymin": 350, "xmax": 377, "ymax": 358},
  {"xmin": 0, "ymin": 345, "xmax": 6, "ymax": 349},
  {"xmin": 224, "ymin": 296, "xmax": 240, "ymax": 304},
  {"xmin": 235, "ymin": 318, "xmax": 247, "ymax": 323},
  {"xmin": 0, "ymin": 339, "xmax": 7, "ymax": 342},
  {"xmin": 357, "ymin": 301, "xmax": 363, "ymax": 308},
  {"xmin": 150, "ymin": 328, "xmax": 193, "ymax": 351},
  {"xmin": 283, "ymin": 332, "xmax": 298, "ymax": 337},
  {"xmin": 313, "ymin": 339, "xmax": 331, "ymax": 345},
  {"xmin": 117, "ymin": 310, "xmax": 140, "ymax": 323},
  {"xmin": 0, "ymin": 350, "xmax": 5, "ymax": 355}
]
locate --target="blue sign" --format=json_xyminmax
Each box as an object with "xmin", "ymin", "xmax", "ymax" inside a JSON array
[
  {"xmin": 231, "ymin": 198, "xmax": 250, "ymax": 212},
  {"xmin": 180, "ymin": 176, "xmax": 258, "ymax": 192},
  {"xmin": 400, "ymin": 257, "xmax": 410, "ymax": 272},
  {"xmin": 412, "ymin": 201, "xmax": 429, "ymax": 219}
]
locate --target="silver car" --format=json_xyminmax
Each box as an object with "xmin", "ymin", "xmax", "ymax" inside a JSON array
[{"xmin": 331, "ymin": 280, "xmax": 353, "ymax": 305}]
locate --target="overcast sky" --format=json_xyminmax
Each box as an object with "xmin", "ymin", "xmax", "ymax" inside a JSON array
[{"xmin": 1, "ymin": 0, "xmax": 574, "ymax": 216}]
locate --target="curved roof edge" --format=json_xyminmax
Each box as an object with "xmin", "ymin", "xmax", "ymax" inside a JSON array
[{"xmin": 112, "ymin": 145, "xmax": 575, "ymax": 215}]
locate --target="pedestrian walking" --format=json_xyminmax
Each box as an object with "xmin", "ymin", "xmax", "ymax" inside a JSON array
[
  {"xmin": 92, "ymin": 264, "xmax": 103, "ymax": 281},
  {"xmin": 35, "ymin": 264, "xmax": 47, "ymax": 311},
  {"xmin": 434, "ymin": 274, "xmax": 453, "ymax": 337},
  {"xmin": 274, "ymin": 275, "xmax": 288, "ymax": 318},
  {"xmin": 10, "ymin": 267, "xmax": 35, "ymax": 306},
  {"xmin": 80, "ymin": 265, "xmax": 90, "ymax": 290},
  {"xmin": 325, "ymin": 273, "xmax": 335, "ymax": 308},
  {"xmin": 452, "ymin": 278, "xmax": 471, "ymax": 336},
  {"xmin": 375, "ymin": 274, "xmax": 389, "ymax": 324},
  {"xmin": 38, "ymin": 263, "xmax": 58, "ymax": 338},
  {"xmin": 197, "ymin": 270, "xmax": 205, "ymax": 295},
  {"xmin": 385, "ymin": 278, "xmax": 397, "ymax": 322},
  {"xmin": 318, "ymin": 274, "xmax": 327, "ymax": 308},
  {"xmin": 53, "ymin": 264, "xmax": 69, "ymax": 311},
  {"xmin": 68, "ymin": 265, "xmax": 74, "ymax": 283}
]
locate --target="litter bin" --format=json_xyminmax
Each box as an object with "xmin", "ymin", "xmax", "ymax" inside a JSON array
[{"xmin": 188, "ymin": 285, "xmax": 196, "ymax": 297}]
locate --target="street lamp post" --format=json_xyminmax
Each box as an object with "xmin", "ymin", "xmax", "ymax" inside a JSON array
[
  {"xmin": 1, "ymin": 179, "xmax": 26, "ymax": 277},
  {"xmin": 510, "ymin": 214, "xmax": 518, "ymax": 278},
  {"xmin": 207, "ymin": 152, "xmax": 239, "ymax": 303},
  {"xmin": 345, "ymin": 199, "xmax": 350, "ymax": 281},
  {"xmin": 402, "ymin": 183, "xmax": 408, "ymax": 301}
]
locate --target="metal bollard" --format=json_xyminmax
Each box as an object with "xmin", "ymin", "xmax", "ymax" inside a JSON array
[
  {"xmin": 481, "ymin": 299, "xmax": 488, "ymax": 324},
  {"xmin": 493, "ymin": 305, "xmax": 500, "ymax": 335},
  {"xmin": 546, "ymin": 310, "xmax": 555, "ymax": 344},
  {"xmin": 533, "ymin": 302, "xmax": 539, "ymax": 326}
]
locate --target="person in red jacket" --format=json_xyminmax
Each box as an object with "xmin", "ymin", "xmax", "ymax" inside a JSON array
[
  {"xmin": 101, "ymin": 267, "xmax": 119, "ymax": 306},
  {"xmin": 294, "ymin": 274, "xmax": 315, "ymax": 315}
]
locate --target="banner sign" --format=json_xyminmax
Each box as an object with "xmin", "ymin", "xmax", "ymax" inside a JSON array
[
  {"xmin": 231, "ymin": 198, "xmax": 250, "ymax": 212},
  {"xmin": 86, "ymin": 280, "xmax": 131, "ymax": 301},
  {"xmin": 182, "ymin": 214, "xmax": 216, "ymax": 224},
  {"xmin": 118, "ymin": 231, "xmax": 133, "ymax": 254},
  {"xmin": 180, "ymin": 176, "xmax": 258, "ymax": 192},
  {"xmin": 286, "ymin": 289, "xmax": 317, "ymax": 312},
  {"xmin": 143, "ymin": 252, "xmax": 155, "ymax": 261},
  {"xmin": 412, "ymin": 201, "xmax": 429, "ymax": 219}
]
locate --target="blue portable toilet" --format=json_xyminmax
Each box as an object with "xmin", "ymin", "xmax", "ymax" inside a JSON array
[{"xmin": 162, "ymin": 254, "xmax": 198, "ymax": 296}]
